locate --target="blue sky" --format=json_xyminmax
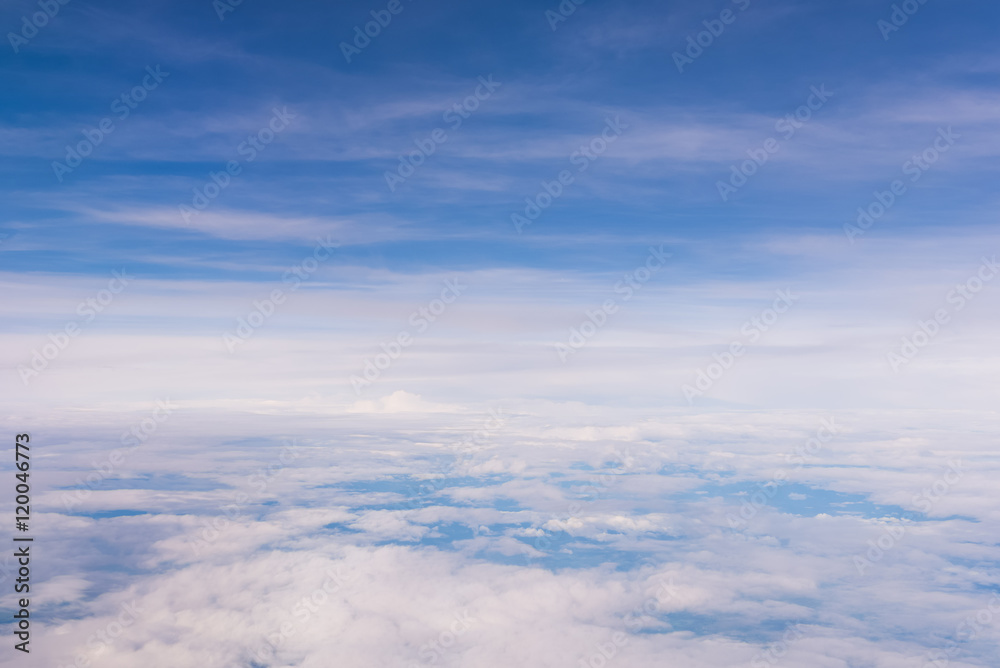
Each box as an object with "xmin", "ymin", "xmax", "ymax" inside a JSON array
[
  {"xmin": 2, "ymin": 1, "xmax": 1000, "ymax": 667},
  {"xmin": 3, "ymin": 0, "xmax": 999, "ymax": 412},
  {"xmin": 3, "ymin": 0, "xmax": 998, "ymax": 279}
]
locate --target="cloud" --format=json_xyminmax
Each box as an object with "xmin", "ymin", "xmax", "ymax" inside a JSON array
[
  {"xmin": 349, "ymin": 391, "xmax": 462, "ymax": 415},
  {"xmin": 15, "ymin": 403, "xmax": 999, "ymax": 668}
]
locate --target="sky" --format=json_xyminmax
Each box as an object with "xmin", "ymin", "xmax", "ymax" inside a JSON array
[{"xmin": 1, "ymin": 0, "xmax": 1000, "ymax": 666}]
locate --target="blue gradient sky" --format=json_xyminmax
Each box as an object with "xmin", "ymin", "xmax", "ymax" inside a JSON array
[{"xmin": 2, "ymin": 0, "xmax": 998, "ymax": 278}]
